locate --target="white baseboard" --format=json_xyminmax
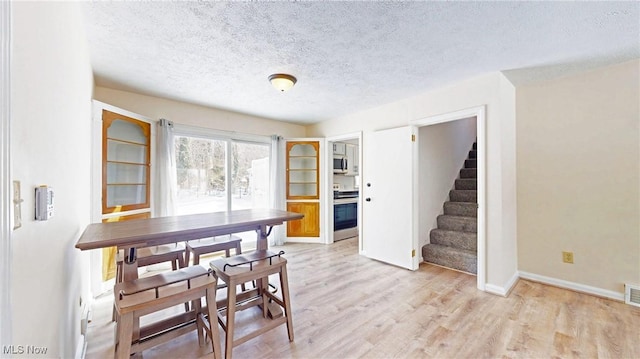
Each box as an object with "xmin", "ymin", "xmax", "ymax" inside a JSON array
[
  {"xmin": 285, "ymin": 238, "xmax": 323, "ymax": 244},
  {"xmin": 519, "ymin": 271, "xmax": 624, "ymax": 301},
  {"xmin": 484, "ymin": 271, "xmax": 520, "ymax": 297}
]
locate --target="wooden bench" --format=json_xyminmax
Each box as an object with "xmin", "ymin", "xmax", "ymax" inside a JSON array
[
  {"xmin": 113, "ymin": 244, "xmax": 187, "ymax": 321},
  {"xmin": 116, "ymin": 244, "xmax": 186, "ymax": 282},
  {"xmin": 185, "ymin": 235, "xmax": 243, "ymax": 266},
  {"xmin": 113, "ymin": 265, "xmax": 222, "ymax": 359},
  {"xmin": 210, "ymin": 250, "xmax": 293, "ymax": 359}
]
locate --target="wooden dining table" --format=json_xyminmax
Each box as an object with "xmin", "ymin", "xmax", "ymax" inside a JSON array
[
  {"xmin": 76, "ymin": 208, "xmax": 303, "ymax": 355},
  {"xmin": 75, "ymin": 208, "xmax": 304, "ymax": 282}
]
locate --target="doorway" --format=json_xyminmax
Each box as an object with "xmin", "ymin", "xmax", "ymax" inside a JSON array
[
  {"xmin": 411, "ymin": 106, "xmax": 486, "ymax": 291},
  {"xmin": 326, "ymin": 132, "xmax": 362, "ymax": 252}
]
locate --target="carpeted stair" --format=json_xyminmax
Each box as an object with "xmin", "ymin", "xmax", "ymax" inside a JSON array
[{"xmin": 422, "ymin": 143, "xmax": 477, "ymax": 274}]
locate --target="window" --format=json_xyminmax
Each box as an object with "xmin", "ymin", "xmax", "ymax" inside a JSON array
[
  {"xmin": 175, "ymin": 136, "xmax": 227, "ymax": 215},
  {"xmin": 230, "ymin": 141, "xmax": 270, "ymax": 210},
  {"xmin": 173, "ymin": 131, "xmax": 271, "ymax": 247}
]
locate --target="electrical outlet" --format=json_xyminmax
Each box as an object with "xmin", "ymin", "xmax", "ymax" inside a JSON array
[{"xmin": 562, "ymin": 251, "xmax": 574, "ymax": 264}]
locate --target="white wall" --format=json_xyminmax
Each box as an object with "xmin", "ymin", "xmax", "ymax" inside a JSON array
[
  {"xmin": 517, "ymin": 59, "xmax": 640, "ymax": 296},
  {"xmin": 94, "ymin": 87, "xmax": 306, "ymax": 138},
  {"xmin": 418, "ymin": 117, "xmax": 476, "ymax": 247},
  {"xmin": 307, "ymin": 72, "xmax": 518, "ymax": 292},
  {"xmin": 1, "ymin": 0, "xmax": 12, "ymax": 351},
  {"xmin": 11, "ymin": 2, "xmax": 93, "ymax": 357}
]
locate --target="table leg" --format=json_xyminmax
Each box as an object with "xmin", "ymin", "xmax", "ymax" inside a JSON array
[
  {"xmin": 256, "ymin": 224, "xmax": 269, "ymax": 251},
  {"xmin": 119, "ymin": 247, "xmax": 140, "ymax": 346},
  {"xmin": 121, "ymin": 247, "xmax": 139, "ymax": 282}
]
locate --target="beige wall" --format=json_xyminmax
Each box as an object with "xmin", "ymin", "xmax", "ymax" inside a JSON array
[
  {"xmin": 94, "ymin": 87, "xmax": 306, "ymax": 138},
  {"xmin": 11, "ymin": 2, "xmax": 93, "ymax": 357},
  {"xmin": 517, "ymin": 59, "xmax": 640, "ymax": 294},
  {"xmin": 308, "ymin": 72, "xmax": 518, "ymax": 292}
]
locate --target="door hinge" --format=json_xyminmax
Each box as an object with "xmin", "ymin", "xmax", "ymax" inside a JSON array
[
  {"xmin": 411, "ymin": 249, "xmax": 416, "ymax": 257},
  {"xmin": 411, "ymin": 134, "xmax": 416, "ymax": 142}
]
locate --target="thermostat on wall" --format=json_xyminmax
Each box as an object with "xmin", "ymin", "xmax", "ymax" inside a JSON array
[{"xmin": 35, "ymin": 185, "xmax": 54, "ymax": 221}]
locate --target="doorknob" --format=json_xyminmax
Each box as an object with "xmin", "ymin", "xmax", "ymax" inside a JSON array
[{"xmin": 365, "ymin": 198, "xmax": 371, "ymax": 202}]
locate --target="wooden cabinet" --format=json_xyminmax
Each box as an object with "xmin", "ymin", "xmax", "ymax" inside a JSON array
[
  {"xmin": 286, "ymin": 141, "xmax": 320, "ymax": 238},
  {"xmin": 102, "ymin": 110, "xmax": 151, "ymax": 214},
  {"xmin": 286, "ymin": 202, "xmax": 320, "ymax": 237},
  {"xmin": 333, "ymin": 142, "xmax": 346, "ymax": 155},
  {"xmin": 346, "ymin": 144, "xmax": 359, "ymax": 176},
  {"xmin": 286, "ymin": 141, "xmax": 319, "ymax": 200}
]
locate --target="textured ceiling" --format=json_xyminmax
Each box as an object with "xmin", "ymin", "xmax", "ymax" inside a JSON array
[{"xmin": 81, "ymin": 1, "xmax": 639, "ymax": 124}]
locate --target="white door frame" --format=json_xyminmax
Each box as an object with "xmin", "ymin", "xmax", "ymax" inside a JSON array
[
  {"xmin": 410, "ymin": 105, "xmax": 487, "ymax": 291},
  {"xmin": 1, "ymin": 0, "xmax": 12, "ymax": 347},
  {"xmin": 325, "ymin": 132, "xmax": 363, "ymax": 251}
]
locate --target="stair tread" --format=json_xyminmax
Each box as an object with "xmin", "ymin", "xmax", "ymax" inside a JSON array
[
  {"xmin": 438, "ymin": 214, "xmax": 477, "ymax": 220},
  {"xmin": 430, "ymin": 229, "xmax": 477, "ymax": 251},
  {"xmin": 454, "ymin": 178, "xmax": 477, "ymax": 190},
  {"xmin": 443, "ymin": 201, "xmax": 477, "ymax": 217},
  {"xmin": 437, "ymin": 214, "xmax": 477, "ymax": 233},
  {"xmin": 459, "ymin": 168, "xmax": 477, "ymax": 179},
  {"xmin": 423, "ymin": 243, "xmax": 476, "ymax": 255},
  {"xmin": 422, "ymin": 243, "xmax": 477, "ymax": 274},
  {"xmin": 431, "ymin": 228, "xmax": 477, "ymax": 235}
]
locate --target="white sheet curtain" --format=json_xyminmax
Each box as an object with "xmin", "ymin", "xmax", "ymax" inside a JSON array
[
  {"xmin": 156, "ymin": 118, "xmax": 177, "ymax": 217},
  {"xmin": 151, "ymin": 119, "xmax": 179, "ymax": 257},
  {"xmin": 269, "ymin": 135, "xmax": 286, "ymax": 246}
]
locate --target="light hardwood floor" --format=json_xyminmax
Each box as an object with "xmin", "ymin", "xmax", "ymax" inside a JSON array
[{"xmin": 86, "ymin": 237, "xmax": 640, "ymax": 358}]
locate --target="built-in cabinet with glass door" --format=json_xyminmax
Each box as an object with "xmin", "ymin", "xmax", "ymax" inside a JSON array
[
  {"xmin": 286, "ymin": 141, "xmax": 320, "ymax": 237},
  {"xmin": 100, "ymin": 109, "xmax": 152, "ymax": 280},
  {"xmin": 102, "ymin": 110, "xmax": 151, "ymax": 216}
]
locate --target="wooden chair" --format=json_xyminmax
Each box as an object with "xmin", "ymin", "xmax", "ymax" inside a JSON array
[
  {"xmin": 113, "ymin": 266, "xmax": 222, "ymax": 359},
  {"xmin": 210, "ymin": 250, "xmax": 293, "ymax": 359},
  {"xmin": 185, "ymin": 235, "xmax": 243, "ymax": 266}
]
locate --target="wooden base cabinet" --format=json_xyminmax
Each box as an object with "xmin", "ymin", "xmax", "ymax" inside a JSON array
[
  {"xmin": 286, "ymin": 140, "xmax": 321, "ymax": 239},
  {"xmin": 286, "ymin": 202, "xmax": 320, "ymax": 237}
]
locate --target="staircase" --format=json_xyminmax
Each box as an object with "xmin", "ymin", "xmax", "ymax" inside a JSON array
[{"xmin": 422, "ymin": 143, "xmax": 477, "ymax": 274}]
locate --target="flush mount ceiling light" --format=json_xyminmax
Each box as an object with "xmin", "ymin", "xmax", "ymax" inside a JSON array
[{"xmin": 268, "ymin": 73, "xmax": 297, "ymax": 92}]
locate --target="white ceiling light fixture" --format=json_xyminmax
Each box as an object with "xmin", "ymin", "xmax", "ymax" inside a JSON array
[{"xmin": 268, "ymin": 73, "xmax": 297, "ymax": 92}]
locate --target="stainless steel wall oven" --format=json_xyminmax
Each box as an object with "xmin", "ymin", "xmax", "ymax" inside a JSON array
[{"xmin": 334, "ymin": 191, "xmax": 358, "ymax": 241}]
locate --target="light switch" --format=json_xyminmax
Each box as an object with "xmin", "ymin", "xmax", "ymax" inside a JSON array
[{"xmin": 12, "ymin": 180, "xmax": 22, "ymax": 230}]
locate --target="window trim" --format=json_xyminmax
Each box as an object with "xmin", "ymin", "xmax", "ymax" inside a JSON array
[{"xmin": 173, "ymin": 123, "xmax": 271, "ymax": 145}]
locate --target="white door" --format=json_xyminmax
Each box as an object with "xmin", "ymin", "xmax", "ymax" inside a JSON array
[{"xmin": 363, "ymin": 126, "xmax": 418, "ymax": 270}]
